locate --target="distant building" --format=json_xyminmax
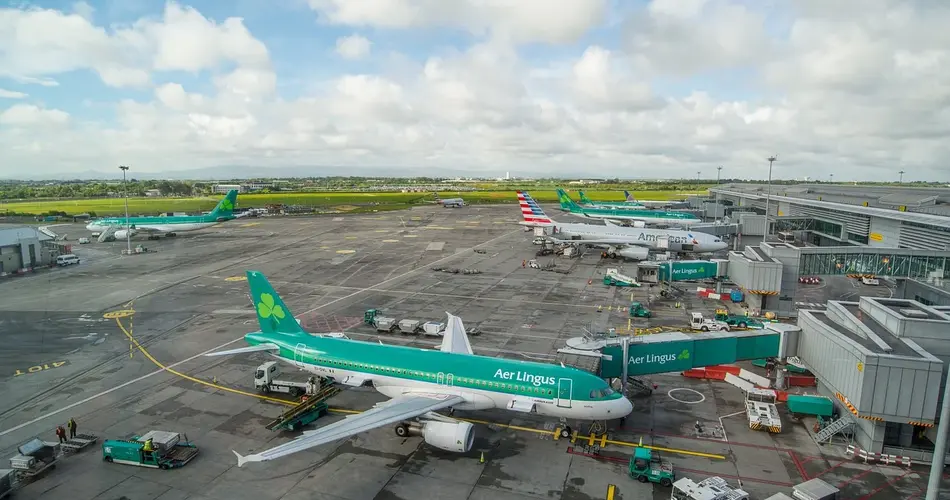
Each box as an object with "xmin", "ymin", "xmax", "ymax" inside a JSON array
[
  {"xmin": 0, "ymin": 226, "xmax": 56, "ymax": 274},
  {"xmin": 212, "ymin": 184, "xmax": 244, "ymax": 194},
  {"xmin": 145, "ymin": 189, "xmax": 162, "ymax": 197}
]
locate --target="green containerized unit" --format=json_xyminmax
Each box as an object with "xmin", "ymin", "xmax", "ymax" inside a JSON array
[
  {"xmin": 786, "ymin": 395, "xmax": 834, "ymax": 417},
  {"xmin": 658, "ymin": 260, "xmax": 718, "ymax": 281}
]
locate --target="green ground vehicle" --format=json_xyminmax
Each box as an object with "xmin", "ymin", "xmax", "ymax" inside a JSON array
[
  {"xmin": 629, "ymin": 302, "xmax": 652, "ymax": 318},
  {"xmin": 714, "ymin": 310, "xmax": 764, "ymax": 329},
  {"xmin": 102, "ymin": 430, "xmax": 198, "ymax": 470},
  {"xmin": 628, "ymin": 446, "xmax": 674, "ymax": 486}
]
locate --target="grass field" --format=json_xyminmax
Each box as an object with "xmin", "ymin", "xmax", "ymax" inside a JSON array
[{"xmin": 0, "ymin": 189, "xmax": 702, "ymax": 216}]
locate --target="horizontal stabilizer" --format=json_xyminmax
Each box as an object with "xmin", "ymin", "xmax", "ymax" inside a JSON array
[
  {"xmin": 204, "ymin": 343, "xmax": 280, "ymax": 357},
  {"xmin": 232, "ymin": 450, "xmax": 255, "ymax": 468}
]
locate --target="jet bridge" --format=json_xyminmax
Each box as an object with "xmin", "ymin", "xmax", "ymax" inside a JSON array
[{"xmin": 559, "ymin": 323, "xmax": 798, "ymax": 380}]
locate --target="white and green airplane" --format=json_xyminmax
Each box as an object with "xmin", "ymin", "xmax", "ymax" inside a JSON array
[
  {"xmin": 207, "ymin": 271, "xmax": 633, "ymax": 467},
  {"xmin": 85, "ymin": 190, "xmax": 240, "ymax": 240}
]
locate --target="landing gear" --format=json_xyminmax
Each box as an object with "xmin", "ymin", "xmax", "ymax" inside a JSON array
[
  {"xmin": 394, "ymin": 423, "xmax": 409, "ymax": 437},
  {"xmin": 166, "ymin": 232, "xmax": 177, "ymax": 237},
  {"xmin": 560, "ymin": 426, "xmax": 572, "ymax": 439}
]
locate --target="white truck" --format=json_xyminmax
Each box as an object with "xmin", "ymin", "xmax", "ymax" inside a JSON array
[
  {"xmin": 689, "ymin": 312, "xmax": 731, "ymax": 332},
  {"xmin": 745, "ymin": 388, "xmax": 782, "ymax": 434},
  {"xmin": 254, "ymin": 361, "xmax": 319, "ymax": 397}
]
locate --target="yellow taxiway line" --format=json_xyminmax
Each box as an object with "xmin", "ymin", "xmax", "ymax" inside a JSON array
[{"xmin": 112, "ymin": 311, "xmax": 723, "ymax": 461}]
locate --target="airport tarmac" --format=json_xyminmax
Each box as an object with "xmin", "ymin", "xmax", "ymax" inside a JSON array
[{"xmin": 0, "ymin": 205, "xmax": 946, "ymax": 500}]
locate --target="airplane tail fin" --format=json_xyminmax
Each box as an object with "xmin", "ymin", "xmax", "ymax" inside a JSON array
[
  {"xmin": 624, "ymin": 190, "xmax": 635, "ymax": 202},
  {"xmin": 209, "ymin": 190, "xmax": 239, "ymax": 218},
  {"xmin": 555, "ymin": 188, "xmax": 580, "ymax": 211},
  {"xmin": 578, "ymin": 191, "xmax": 594, "ymax": 205},
  {"xmin": 246, "ymin": 270, "xmax": 306, "ymax": 335},
  {"xmin": 516, "ymin": 191, "xmax": 554, "ymax": 225}
]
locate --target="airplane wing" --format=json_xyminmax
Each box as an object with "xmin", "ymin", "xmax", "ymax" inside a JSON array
[
  {"xmin": 232, "ymin": 392, "xmax": 465, "ymax": 466},
  {"xmin": 204, "ymin": 343, "xmax": 280, "ymax": 357}
]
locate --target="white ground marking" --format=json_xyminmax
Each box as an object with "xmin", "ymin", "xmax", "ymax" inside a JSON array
[
  {"xmin": 718, "ymin": 410, "xmax": 746, "ymax": 443},
  {"xmin": 667, "ymin": 388, "xmax": 706, "ymax": 404}
]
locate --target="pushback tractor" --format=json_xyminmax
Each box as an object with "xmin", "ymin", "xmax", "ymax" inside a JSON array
[
  {"xmin": 628, "ymin": 446, "xmax": 674, "ymax": 487},
  {"xmin": 102, "ymin": 430, "xmax": 198, "ymax": 469}
]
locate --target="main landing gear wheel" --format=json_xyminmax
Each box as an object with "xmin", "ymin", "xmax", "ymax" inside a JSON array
[
  {"xmin": 394, "ymin": 423, "xmax": 409, "ymax": 437},
  {"xmin": 167, "ymin": 232, "xmax": 177, "ymax": 237},
  {"xmin": 560, "ymin": 426, "xmax": 572, "ymax": 439}
]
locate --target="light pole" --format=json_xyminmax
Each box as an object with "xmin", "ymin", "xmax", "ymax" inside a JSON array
[
  {"xmin": 716, "ymin": 165, "xmax": 723, "ymax": 220},
  {"xmin": 829, "ymin": 173, "xmax": 834, "ymax": 183},
  {"xmin": 765, "ymin": 155, "xmax": 777, "ymax": 234},
  {"xmin": 119, "ymin": 165, "xmax": 131, "ymax": 255},
  {"xmin": 899, "ymin": 170, "xmax": 905, "ymax": 184}
]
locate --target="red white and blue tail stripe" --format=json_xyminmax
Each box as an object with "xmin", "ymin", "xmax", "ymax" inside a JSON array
[{"xmin": 517, "ymin": 191, "xmax": 553, "ymax": 225}]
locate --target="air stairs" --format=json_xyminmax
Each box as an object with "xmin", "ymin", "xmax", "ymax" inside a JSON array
[
  {"xmin": 625, "ymin": 376, "xmax": 654, "ymax": 397},
  {"xmin": 814, "ymin": 413, "xmax": 854, "ymax": 443}
]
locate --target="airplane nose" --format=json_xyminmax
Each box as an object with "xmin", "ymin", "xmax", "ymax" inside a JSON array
[{"xmin": 612, "ymin": 397, "xmax": 634, "ymax": 418}]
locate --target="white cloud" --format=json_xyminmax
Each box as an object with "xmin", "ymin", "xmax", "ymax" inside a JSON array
[
  {"xmin": 0, "ymin": 88, "xmax": 28, "ymax": 99},
  {"xmin": 0, "ymin": 104, "xmax": 69, "ymax": 126},
  {"xmin": 0, "ymin": 1, "xmax": 272, "ymax": 89},
  {"xmin": 1, "ymin": 0, "xmax": 949, "ymax": 181},
  {"xmin": 335, "ymin": 34, "xmax": 372, "ymax": 59},
  {"xmin": 308, "ymin": 0, "xmax": 609, "ymax": 44}
]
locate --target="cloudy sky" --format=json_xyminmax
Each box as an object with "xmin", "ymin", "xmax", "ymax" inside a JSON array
[{"xmin": 0, "ymin": 0, "xmax": 948, "ymax": 181}]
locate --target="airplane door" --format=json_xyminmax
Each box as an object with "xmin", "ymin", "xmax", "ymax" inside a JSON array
[
  {"xmin": 557, "ymin": 378, "xmax": 573, "ymax": 408},
  {"xmin": 445, "ymin": 373, "xmax": 454, "ymax": 387},
  {"xmin": 293, "ymin": 343, "xmax": 306, "ymax": 368},
  {"xmin": 437, "ymin": 372, "xmax": 445, "ymax": 385}
]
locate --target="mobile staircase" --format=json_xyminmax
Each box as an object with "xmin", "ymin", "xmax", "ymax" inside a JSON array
[
  {"xmin": 814, "ymin": 413, "xmax": 855, "ymax": 444},
  {"xmin": 265, "ymin": 383, "xmax": 341, "ymax": 432}
]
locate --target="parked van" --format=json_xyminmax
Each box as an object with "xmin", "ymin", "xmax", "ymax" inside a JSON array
[{"xmin": 56, "ymin": 254, "xmax": 80, "ymax": 266}]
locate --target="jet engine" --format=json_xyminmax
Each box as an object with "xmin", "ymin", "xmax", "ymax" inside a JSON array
[
  {"xmin": 617, "ymin": 246, "xmax": 650, "ymax": 260},
  {"xmin": 405, "ymin": 421, "xmax": 475, "ymax": 453},
  {"xmin": 113, "ymin": 229, "xmax": 136, "ymax": 240},
  {"xmin": 630, "ymin": 221, "xmax": 646, "ymax": 228}
]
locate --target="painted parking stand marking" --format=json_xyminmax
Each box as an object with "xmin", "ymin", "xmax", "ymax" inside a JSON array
[
  {"xmin": 102, "ymin": 310, "xmax": 135, "ymax": 319},
  {"xmin": 14, "ymin": 361, "xmax": 69, "ymax": 377},
  {"xmin": 668, "ymin": 388, "xmax": 705, "ymax": 404},
  {"xmin": 224, "ymin": 276, "xmax": 247, "ymax": 282},
  {"xmin": 336, "ymin": 250, "xmax": 356, "ymax": 254},
  {"xmin": 382, "ymin": 239, "xmax": 399, "ymax": 243}
]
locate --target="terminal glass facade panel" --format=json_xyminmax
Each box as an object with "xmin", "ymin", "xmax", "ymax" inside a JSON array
[{"xmin": 799, "ymin": 252, "xmax": 949, "ymax": 279}]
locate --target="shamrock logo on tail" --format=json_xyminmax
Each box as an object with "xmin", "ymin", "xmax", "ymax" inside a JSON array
[
  {"xmin": 257, "ymin": 293, "xmax": 285, "ymax": 320},
  {"xmin": 219, "ymin": 198, "xmax": 234, "ymax": 211}
]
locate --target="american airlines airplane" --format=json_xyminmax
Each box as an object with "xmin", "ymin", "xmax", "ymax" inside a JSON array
[{"xmin": 518, "ymin": 191, "xmax": 727, "ymax": 259}]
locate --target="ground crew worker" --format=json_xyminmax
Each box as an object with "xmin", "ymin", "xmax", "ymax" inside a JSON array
[
  {"xmin": 67, "ymin": 417, "xmax": 77, "ymax": 439},
  {"xmin": 142, "ymin": 437, "xmax": 155, "ymax": 461},
  {"xmin": 55, "ymin": 425, "xmax": 66, "ymax": 443},
  {"xmin": 522, "ymin": 259, "xmax": 526, "ymax": 267}
]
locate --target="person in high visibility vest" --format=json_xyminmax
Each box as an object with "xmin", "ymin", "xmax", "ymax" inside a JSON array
[{"xmin": 142, "ymin": 437, "xmax": 156, "ymax": 462}]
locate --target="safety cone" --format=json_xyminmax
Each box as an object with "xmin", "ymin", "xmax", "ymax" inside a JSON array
[
  {"xmin": 213, "ymin": 376, "xmax": 218, "ymax": 384},
  {"xmin": 480, "ymin": 451, "xmax": 485, "ymax": 463}
]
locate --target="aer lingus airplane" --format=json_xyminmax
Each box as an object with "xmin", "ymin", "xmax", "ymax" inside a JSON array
[
  {"xmin": 85, "ymin": 189, "xmax": 240, "ymax": 240},
  {"xmin": 518, "ymin": 191, "xmax": 726, "ymax": 259},
  {"xmin": 622, "ymin": 191, "xmax": 690, "ymax": 209},
  {"xmin": 207, "ymin": 271, "xmax": 632, "ymax": 467},
  {"xmin": 556, "ymin": 188, "xmax": 701, "ymax": 227},
  {"xmin": 578, "ymin": 190, "xmax": 645, "ymax": 209}
]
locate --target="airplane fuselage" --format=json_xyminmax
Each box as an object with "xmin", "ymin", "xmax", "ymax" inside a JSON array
[
  {"xmin": 250, "ymin": 332, "xmax": 631, "ymax": 421},
  {"xmin": 86, "ymin": 216, "xmax": 233, "ymax": 234},
  {"xmin": 573, "ymin": 210, "xmax": 701, "ymax": 226},
  {"xmin": 553, "ymin": 223, "xmax": 727, "ymax": 253}
]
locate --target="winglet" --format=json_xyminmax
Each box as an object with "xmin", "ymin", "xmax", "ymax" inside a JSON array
[
  {"xmin": 441, "ymin": 312, "xmax": 474, "ymax": 355},
  {"xmin": 233, "ymin": 450, "xmax": 248, "ymax": 467}
]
